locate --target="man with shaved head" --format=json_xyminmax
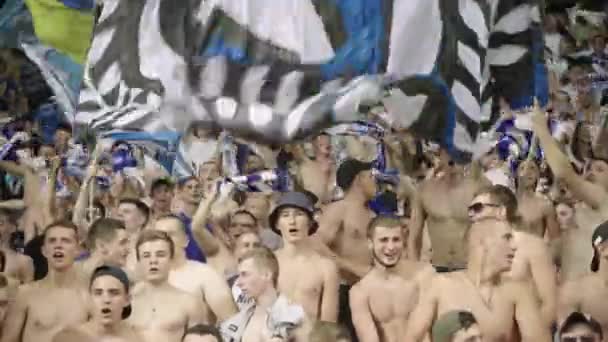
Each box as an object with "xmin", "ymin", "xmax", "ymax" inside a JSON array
[{"xmin": 405, "ymin": 218, "xmax": 550, "ymax": 341}]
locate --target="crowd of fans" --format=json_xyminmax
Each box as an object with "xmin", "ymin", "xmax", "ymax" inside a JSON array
[{"xmin": 0, "ymin": 2, "xmax": 608, "ymax": 342}]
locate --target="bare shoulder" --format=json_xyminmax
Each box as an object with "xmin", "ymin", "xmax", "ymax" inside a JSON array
[
  {"xmin": 17, "ymin": 280, "xmax": 39, "ymax": 297},
  {"xmin": 349, "ymin": 277, "xmax": 369, "ymax": 300},
  {"xmin": 315, "ymin": 254, "xmax": 339, "ymax": 272}
]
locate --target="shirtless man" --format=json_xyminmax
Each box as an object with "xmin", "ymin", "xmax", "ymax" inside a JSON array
[
  {"xmin": 404, "ymin": 218, "xmax": 550, "ymax": 341},
  {"xmin": 52, "ymin": 265, "xmax": 143, "ymax": 342},
  {"xmin": 533, "ymin": 102, "xmax": 608, "ymax": 229},
  {"xmin": 0, "ymin": 209, "xmax": 33, "ymax": 284},
  {"xmin": 153, "ymin": 215, "xmax": 238, "ymax": 322},
  {"xmin": 78, "ymin": 218, "xmax": 130, "ymax": 279},
  {"xmin": 350, "ymin": 216, "xmax": 434, "ymax": 342},
  {"xmin": 469, "ymin": 185, "xmax": 557, "ymax": 328},
  {"xmin": 408, "ymin": 149, "xmax": 489, "ymax": 271},
  {"xmin": 271, "ymin": 192, "xmax": 339, "ymax": 322},
  {"xmin": 220, "ymin": 247, "xmax": 305, "ymax": 342},
  {"xmin": 558, "ymin": 221, "xmax": 608, "ymax": 333},
  {"xmin": 515, "ymin": 160, "xmax": 560, "ymax": 239},
  {"xmin": 292, "ymin": 133, "xmax": 336, "ymax": 204},
  {"xmin": 129, "ymin": 230, "xmax": 205, "ymax": 342},
  {"xmin": 2, "ymin": 220, "xmax": 89, "ymax": 342},
  {"xmin": 314, "ymin": 159, "xmax": 377, "ymax": 337}
]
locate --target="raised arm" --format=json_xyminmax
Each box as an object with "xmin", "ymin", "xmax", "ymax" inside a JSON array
[
  {"xmin": 73, "ymin": 148, "xmax": 102, "ymax": 236},
  {"xmin": 532, "ymin": 102, "xmax": 608, "ymax": 211},
  {"xmin": 350, "ymin": 285, "xmax": 380, "ymax": 342},
  {"xmin": 190, "ymin": 186, "xmax": 223, "ymax": 257},
  {"xmin": 42, "ymin": 158, "xmax": 61, "ymax": 226},
  {"xmin": 407, "ymin": 192, "xmax": 427, "ymax": 261}
]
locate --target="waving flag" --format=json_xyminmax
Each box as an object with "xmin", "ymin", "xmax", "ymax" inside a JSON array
[
  {"xmin": 76, "ymin": 0, "xmax": 545, "ymax": 162},
  {"xmin": 24, "ymin": 0, "xmax": 95, "ymax": 64}
]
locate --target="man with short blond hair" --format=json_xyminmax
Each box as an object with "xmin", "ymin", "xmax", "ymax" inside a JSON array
[{"xmin": 221, "ymin": 247, "xmax": 305, "ymax": 342}]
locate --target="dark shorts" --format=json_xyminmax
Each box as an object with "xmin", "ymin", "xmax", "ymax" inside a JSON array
[
  {"xmin": 433, "ymin": 265, "xmax": 466, "ymax": 273},
  {"xmin": 338, "ymin": 284, "xmax": 358, "ymax": 342}
]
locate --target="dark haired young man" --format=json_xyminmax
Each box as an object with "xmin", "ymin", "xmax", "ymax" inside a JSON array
[
  {"xmin": 2, "ymin": 221, "xmax": 89, "ymax": 342},
  {"xmin": 350, "ymin": 216, "xmax": 434, "ymax": 342},
  {"xmin": 52, "ymin": 266, "xmax": 143, "ymax": 342}
]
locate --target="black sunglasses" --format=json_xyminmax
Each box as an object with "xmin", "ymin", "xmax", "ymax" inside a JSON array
[
  {"xmin": 468, "ymin": 202, "xmax": 500, "ymax": 214},
  {"xmin": 562, "ymin": 336, "xmax": 596, "ymax": 342}
]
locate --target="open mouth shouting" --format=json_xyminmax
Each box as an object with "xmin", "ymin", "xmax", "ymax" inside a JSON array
[{"xmin": 52, "ymin": 251, "xmax": 65, "ymax": 260}]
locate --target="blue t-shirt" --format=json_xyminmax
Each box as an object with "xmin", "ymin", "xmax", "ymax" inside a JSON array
[{"xmin": 177, "ymin": 213, "xmax": 206, "ymax": 263}]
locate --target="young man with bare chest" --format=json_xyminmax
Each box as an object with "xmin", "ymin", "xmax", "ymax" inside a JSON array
[
  {"xmin": 404, "ymin": 218, "xmax": 550, "ymax": 342},
  {"xmin": 52, "ymin": 265, "xmax": 143, "ymax": 342},
  {"xmin": 408, "ymin": 150, "xmax": 489, "ymax": 272},
  {"xmin": 515, "ymin": 160, "xmax": 559, "ymax": 239},
  {"xmin": 128, "ymin": 230, "xmax": 205, "ymax": 342},
  {"xmin": 314, "ymin": 159, "xmax": 377, "ymax": 337},
  {"xmin": 469, "ymin": 185, "xmax": 557, "ymax": 328},
  {"xmin": 154, "ymin": 215, "xmax": 238, "ymax": 322},
  {"xmin": 0, "ymin": 209, "xmax": 33, "ymax": 284},
  {"xmin": 220, "ymin": 247, "xmax": 305, "ymax": 342},
  {"xmin": 558, "ymin": 221, "xmax": 608, "ymax": 334},
  {"xmin": 350, "ymin": 216, "xmax": 434, "ymax": 342},
  {"xmin": 271, "ymin": 192, "xmax": 339, "ymax": 322},
  {"xmin": 2, "ymin": 220, "xmax": 89, "ymax": 342}
]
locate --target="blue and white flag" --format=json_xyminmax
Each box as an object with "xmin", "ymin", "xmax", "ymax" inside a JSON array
[{"xmin": 75, "ymin": 0, "xmax": 545, "ymax": 162}]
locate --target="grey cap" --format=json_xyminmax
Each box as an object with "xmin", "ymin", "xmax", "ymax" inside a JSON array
[{"xmin": 269, "ymin": 192, "xmax": 317, "ymax": 235}]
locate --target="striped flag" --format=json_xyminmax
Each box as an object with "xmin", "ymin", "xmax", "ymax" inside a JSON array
[{"xmin": 75, "ymin": 0, "xmax": 545, "ymax": 162}]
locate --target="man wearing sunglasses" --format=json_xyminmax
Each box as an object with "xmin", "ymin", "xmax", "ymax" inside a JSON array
[
  {"xmin": 558, "ymin": 312, "xmax": 602, "ymax": 342},
  {"xmin": 468, "ymin": 185, "xmax": 557, "ymax": 330}
]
